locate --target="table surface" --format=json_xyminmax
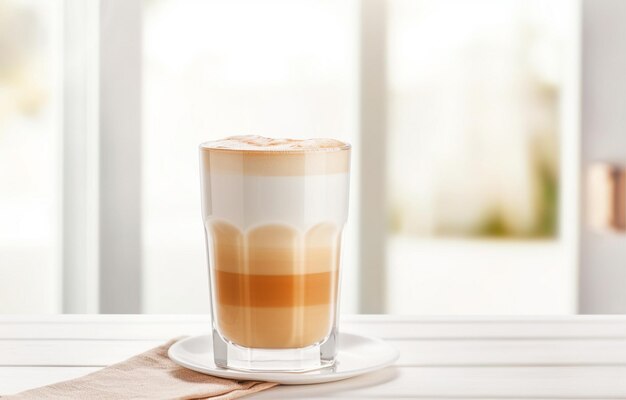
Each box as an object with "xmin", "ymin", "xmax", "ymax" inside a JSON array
[{"xmin": 1, "ymin": 315, "xmax": 626, "ymax": 399}]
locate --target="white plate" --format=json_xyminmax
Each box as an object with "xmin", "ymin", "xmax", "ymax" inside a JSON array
[{"xmin": 168, "ymin": 332, "xmax": 399, "ymax": 385}]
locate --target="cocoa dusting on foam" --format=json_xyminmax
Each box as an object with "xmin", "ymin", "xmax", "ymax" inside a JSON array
[{"xmin": 202, "ymin": 135, "xmax": 350, "ymax": 153}]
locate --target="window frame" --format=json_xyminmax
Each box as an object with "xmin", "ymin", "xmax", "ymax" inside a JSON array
[{"xmin": 62, "ymin": 0, "xmax": 142, "ymax": 313}]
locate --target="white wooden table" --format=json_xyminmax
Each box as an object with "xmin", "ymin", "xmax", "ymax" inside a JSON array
[{"xmin": 1, "ymin": 315, "xmax": 626, "ymax": 399}]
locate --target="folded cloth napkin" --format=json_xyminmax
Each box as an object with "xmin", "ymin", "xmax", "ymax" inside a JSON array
[{"xmin": 3, "ymin": 338, "xmax": 277, "ymax": 400}]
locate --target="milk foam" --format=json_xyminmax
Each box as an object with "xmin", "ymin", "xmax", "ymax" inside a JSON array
[
  {"xmin": 201, "ymin": 135, "xmax": 350, "ymax": 153},
  {"xmin": 206, "ymin": 172, "xmax": 349, "ymax": 232},
  {"xmin": 200, "ymin": 136, "xmax": 350, "ymax": 231}
]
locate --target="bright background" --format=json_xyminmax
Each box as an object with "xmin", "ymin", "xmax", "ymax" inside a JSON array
[{"xmin": 0, "ymin": 0, "xmax": 581, "ymax": 314}]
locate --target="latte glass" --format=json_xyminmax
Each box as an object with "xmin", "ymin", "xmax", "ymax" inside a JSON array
[{"xmin": 199, "ymin": 136, "xmax": 350, "ymax": 372}]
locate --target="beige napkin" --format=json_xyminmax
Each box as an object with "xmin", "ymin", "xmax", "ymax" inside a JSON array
[{"xmin": 3, "ymin": 338, "xmax": 277, "ymax": 400}]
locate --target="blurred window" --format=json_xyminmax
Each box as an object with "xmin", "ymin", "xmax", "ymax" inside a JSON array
[
  {"xmin": 0, "ymin": 0, "xmax": 62, "ymax": 313},
  {"xmin": 0, "ymin": 0, "xmax": 577, "ymax": 314},
  {"xmin": 386, "ymin": 0, "xmax": 575, "ymax": 314}
]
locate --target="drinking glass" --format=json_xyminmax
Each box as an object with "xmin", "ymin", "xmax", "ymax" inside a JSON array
[{"xmin": 199, "ymin": 138, "xmax": 350, "ymax": 372}]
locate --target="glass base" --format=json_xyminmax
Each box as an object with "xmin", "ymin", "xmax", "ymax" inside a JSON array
[{"xmin": 212, "ymin": 328, "xmax": 337, "ymax": 372}]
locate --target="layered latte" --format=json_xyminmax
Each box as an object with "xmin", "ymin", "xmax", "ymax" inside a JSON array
[{"xmin": 200, "ymin": 136, "xmax": 350, "ymax": 350}]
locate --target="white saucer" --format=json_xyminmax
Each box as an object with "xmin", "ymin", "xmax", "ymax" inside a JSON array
[{"xmin": 168, "ymin": 332, "xmax": 399, "ymax": 385}]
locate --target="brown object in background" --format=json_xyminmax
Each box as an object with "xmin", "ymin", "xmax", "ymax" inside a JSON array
[
  {"xmin": 588, "ymin": 163, "xmax": 626, "ymax": 231},
  {"xmin": 608, "ymin": 166, "xmax": 626, "ymax": 230}
]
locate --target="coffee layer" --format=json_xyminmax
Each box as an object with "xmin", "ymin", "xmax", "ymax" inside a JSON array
[
  {"xmin": 208, "ymin": 221, "xmax": 341, "ymax": 348},
  {"xmin": 201, "ymin": 148, "xmax": 350, "ymax": 176},
  {"xmin": 215, "ymin": 271, "xmax": 337, "ymax": 308},
  {"xmin": 218, "ymin": 304, "xmax": 332, "ymax": 349},
  {"xmin": 209, "ymin": 222, "xmax": 341, "ymax": 275}
]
